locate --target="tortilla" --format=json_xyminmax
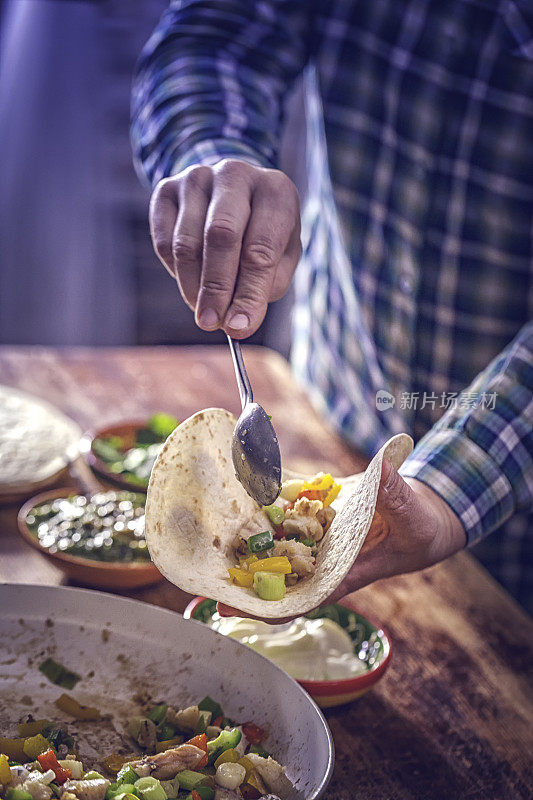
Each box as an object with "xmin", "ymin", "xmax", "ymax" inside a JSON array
[
  {"xmin": 145, "ymin": 408, "xmax": 413, "ymax": 618},
  {"xmin": 0, "ymin": 385, "xmax": 81, "ymax": 500}
]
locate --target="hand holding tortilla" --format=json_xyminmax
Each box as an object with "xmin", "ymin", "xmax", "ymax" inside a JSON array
[
  {"xmin": 145, "ymin": 408, "xmax": 414, "ymax": 618},
  {"xmin": 219, "ymin": 461, "xmax": 469, "ymax": 621}
]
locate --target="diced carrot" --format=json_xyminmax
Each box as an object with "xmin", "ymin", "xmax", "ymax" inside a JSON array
[
  {"xmin": 186, "ymin": 733, "xmax": 207, "ymax": 751},
  {"xmin": 241, "ymin": 722, "xmax": 264, "ymax": 744},
  {"xmin": 297, "ymin": 489, "xmax": 323, "ymax": 501},
  {"xmin": 185, "ymin": 733, "xmax": 208, "ymax": 768},
  {"xmin": 38, "ymin": 750, "xmax": 72, "ymax": 785}
]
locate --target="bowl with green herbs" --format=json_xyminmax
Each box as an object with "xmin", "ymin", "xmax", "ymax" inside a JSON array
[
  {"xmin": 17, "ymin": 487, "xmax": 163, "ymax": 589},
  {"xmin": 82, "ymin": 413, "xmax": 180, "ymax": 492}
]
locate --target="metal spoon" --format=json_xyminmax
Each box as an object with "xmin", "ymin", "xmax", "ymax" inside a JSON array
[{"xmin": 227, "ymin": 335, "xmax": 282, "ymax": 506}]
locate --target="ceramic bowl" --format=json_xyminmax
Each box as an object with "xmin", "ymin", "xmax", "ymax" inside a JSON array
[
  {"xmin": 80, "ymin": 420, "xmax": 161, "ymax": 492},
  {"xmin": 17, "ymin": 487, "xmax": 163, "ymax": 589},
  {"xmin": 185, "ymin": 597, "xmax": 392, "ymax": 708},
  {"xmin": 0, "ymin": 584, "xmax": 334, "ymax": 799}
]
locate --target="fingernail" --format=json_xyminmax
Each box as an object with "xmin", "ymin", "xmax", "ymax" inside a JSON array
[
  {"xmin": 227, "ymin": 313, "xmax": 249, "ymax": 331},
  {"xmin": 381, "ymin": 459, "xmax": 393, "ymax": 492},
  {"xmin": 198, "ymin": 308, "xmax": 219, "ymax": 328}
]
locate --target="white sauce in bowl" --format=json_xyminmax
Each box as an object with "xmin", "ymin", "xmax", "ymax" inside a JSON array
[{"xmin": 209, "ymin": 614, "xmax": 368, "ymax": 681}]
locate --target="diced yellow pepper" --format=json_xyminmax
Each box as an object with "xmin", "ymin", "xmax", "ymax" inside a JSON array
[
  {"xmin": 246, "ymin": 769, "xmax": 267, "ymax": 794},
  {"xmin": 0, "ymin": 754, "xmax": 12, "ymax": 784},
  {"xmin": 0, "ymin": 738, "xmax": 27, "ymax": 762},
  {"xmin": 17, "ymin": 720, "xmax": 50, "ymax": 738},
  {"xmin": 155, "ymin": 737, "xmax": 184, "ymax": 753},
  {"xmin": 22, "ymin": 734, "xmax": 51, "ymax": 759},
  {"xmin": 55, "ymin": 693, "xmax": 100, "ymax": 720},
  {"xmin": 302, "ymin": 473, "xmax": 334, "ymax": 492},
  {"xmin": 214, "ymin": 749, "xmax": 240, "ymax": 768},
  {"xmin": 228, "ymin": 567, "xmax": 254, "ymax": 587},
  {"xmin": 248, "ymin": 557, "xmax": 291, "ymax": 575},
  {"xmin": 323, "ymin": 482, "xmax": 341, "ymax": 506},
  {"xmin": 241, "ymin": 555, "xmax": 258, "ymax": 568},
  {"xmin": 102, "ymin": 753, "xmax": 137, "ymax": 775},
  {"xmin": 237, "ymin": 756, "xmax": 254, "ymax": 780}
]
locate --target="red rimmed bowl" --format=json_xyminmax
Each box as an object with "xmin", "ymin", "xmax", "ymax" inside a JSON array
[
  {"xmin": 17, "ymin": 487, "xmax": 164, "ymax": 590},
  {"xmin": 184, "ymin": 596, "xmax": 392, "ymax": 708},
  {"xmin": 80, "ymin": 419, "xmax": 168, "ymax": 492}
]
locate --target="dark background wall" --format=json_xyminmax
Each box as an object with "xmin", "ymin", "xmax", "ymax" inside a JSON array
[{"xmin": 0, "ymin": 0, "xmax": 307, "ymax": 355}]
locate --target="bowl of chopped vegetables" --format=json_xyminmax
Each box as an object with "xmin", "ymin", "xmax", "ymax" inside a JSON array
[
  {"xmin": 82, "ymin": 414, "xmax": 180, "ymax": 492},
  {"xmin": 184, "ymin": 598, "xmax": 392, "ymax": 708},
  {"xmin": 0, "ymin": 583, "xmax": 335, "ymax": 799},
  {"xmin": 17, "ymin": 488, "xmax": 163, "ymax": 589}
]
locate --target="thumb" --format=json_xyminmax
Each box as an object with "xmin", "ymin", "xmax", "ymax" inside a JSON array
[{"xmin": 375, "ymin": 458, "xmax": 418, "ymax": 522}]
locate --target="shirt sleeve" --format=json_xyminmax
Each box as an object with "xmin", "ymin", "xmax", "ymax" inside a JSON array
[
  {"xmin": 399, "ymin": 321, "xmax": 533, "ymax": 545},
  {"xmin": 131, "ymin": 0, "xmax": 312, "ymax": 187}
]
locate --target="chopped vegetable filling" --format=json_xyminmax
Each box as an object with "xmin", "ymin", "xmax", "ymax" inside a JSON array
[
  {"xmin": 1, "ymin": 697, "xmax": 289, "ymax": 800},
  {"xmin": 229, "ymin": 473, "xmax": 341, "ymax": 599}
]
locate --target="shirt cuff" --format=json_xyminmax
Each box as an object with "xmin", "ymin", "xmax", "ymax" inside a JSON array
[
  {"xmin": 171, "ymin": 138, "xmax": 273, "ymax": 175},
  {"xmin": 398, "ymin": 429, "xmax": 515, "ymax": 545}
]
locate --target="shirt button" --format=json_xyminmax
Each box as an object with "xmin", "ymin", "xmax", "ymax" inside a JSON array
[{"xmin": 399, "ymin": 272, "xmax": 414, "ymax": 294}]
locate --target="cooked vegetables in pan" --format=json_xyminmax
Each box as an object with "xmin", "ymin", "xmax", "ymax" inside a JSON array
[{"xmin": 0, "ymin": 696, "xmax": 292, "ymax": 800}]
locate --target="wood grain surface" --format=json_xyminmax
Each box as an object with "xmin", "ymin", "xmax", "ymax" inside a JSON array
[{"xmin": 0, "ymin": 346, "xmax": 532, "ymax": 800}]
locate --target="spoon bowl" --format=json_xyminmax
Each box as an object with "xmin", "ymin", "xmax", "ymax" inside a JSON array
[
  {"xmin": 232, "ymin": 401, "xmax": 282, "ymax": 506},
  {"xmin": 227, "ymin": 336, "xmax": 282, "ymax": 505}
]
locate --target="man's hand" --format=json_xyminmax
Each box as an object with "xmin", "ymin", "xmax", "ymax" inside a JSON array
[
  {"xmin": 324, "ymin": 459, "xmax": 467, "ymax": 604},
  {"xmin": 218, "ymin": 460, "xmax": 467, "ymax": 620},
  {"xmin": 149, "ymin": 159, "xmax": 302, "ymax": 338}
]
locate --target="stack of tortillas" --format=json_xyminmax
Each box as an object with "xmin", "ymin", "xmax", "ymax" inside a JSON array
[{"xmin": 0, "ymin": 386, "xmax": 82, "ymax": 503}]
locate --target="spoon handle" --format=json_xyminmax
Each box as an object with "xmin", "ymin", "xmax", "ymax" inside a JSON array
[{"xmin": 227, "ymin": 335, "xmax": 253, "ymax": 410}]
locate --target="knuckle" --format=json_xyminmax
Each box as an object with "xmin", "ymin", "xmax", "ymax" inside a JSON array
[
  {"xmin": 267, "ymin": 169, "xmax": 298, "ymax": 196},
  {"xmin": 149, "ymin": 190, "xmax": 169, "ymax": 222},
  {"xmin": 202, "ymin": 276, "xmax": 234, "ymax": 295},
  {"xmin": 171, "ymin": 233, "xmax": 202, "ymax": 263},
  {"xmin": 241, "ymin": 240, "xmax": 278, "ymax": 270},
  {"xmin": 260, "ymin": 176, "xmax": 300, "ymax": 220},
  {"xmin": 205, "ymin": 221, "xmax": 240, "ymax": 250},
  {"xmin": 152, "ymin": 233, "xmax": 172, "ymax": 266},
  {"xmin": 215, "ymin": 158, "xmax": 251, "ymax": 178},
  {"xmin": 151, "ymin": 177, "xmax": 175, "ymax": 204},
  {"xmin": 182, "ymin": 164, "xmax": 212, "ymax": 192},
  {"xmin": 232, "ymin": 283, "xmax": 269, "ymax": 308}
]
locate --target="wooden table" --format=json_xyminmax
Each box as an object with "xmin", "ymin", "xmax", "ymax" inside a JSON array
[{"xmin": 1, "ymin": 346, "xmax": 532, "ymax": 800}]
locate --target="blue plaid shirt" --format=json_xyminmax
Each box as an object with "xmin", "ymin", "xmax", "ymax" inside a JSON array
[{"xmin": 131, "ymin": 0, "xmax": 533, "ymax": 610}]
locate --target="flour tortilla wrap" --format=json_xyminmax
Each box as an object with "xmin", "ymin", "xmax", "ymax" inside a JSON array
[
  {"xmin": 145, "ymin": 408, "xmax": 413, "ymax": 618},
  {"xmin": 0, "ymin": 385, "xmax": 81, "ymax": 500}
]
